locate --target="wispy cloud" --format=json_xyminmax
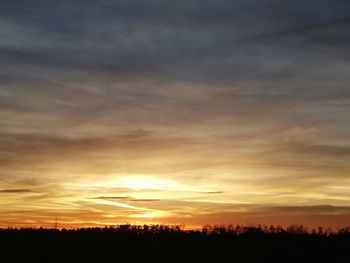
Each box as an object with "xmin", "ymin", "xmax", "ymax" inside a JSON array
[
  {"xmin": 90, "ymin": 196, "xmax": 160, "ymax": 202},
  {"xmin": 0, "ymin": 189, "xmax": 33, "ymax": 193},
  {"xmin": 50, "ymin": 98, "xmax": 78, "ymax": 108}
]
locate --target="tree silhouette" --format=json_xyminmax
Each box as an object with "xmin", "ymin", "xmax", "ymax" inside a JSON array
[{"xmin": 0, "ymin": 224, "xmax": 349, "ymax": 262}]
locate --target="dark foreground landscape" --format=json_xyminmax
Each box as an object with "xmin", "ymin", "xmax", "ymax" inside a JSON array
[{"xmin": 1, "ymin": 225, "xmax": 350, "ymax": 262}]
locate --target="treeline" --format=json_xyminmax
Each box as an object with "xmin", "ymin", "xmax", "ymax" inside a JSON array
[
  {"xmin": 2, "ymin": 223, "xmax": 350, "ymax": 235},
  {"xmin": 1, "ymin": 224, "xmax": 349, "ymax": 262}
]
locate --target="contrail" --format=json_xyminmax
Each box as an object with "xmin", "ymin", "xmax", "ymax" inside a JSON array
[
  {"xmin": 91, "ymin": 199, "xmax": 148, "ymax": 211},
  {"xmin": 51, "ymin": 98, "xmax": 79, "ymax": 107}
]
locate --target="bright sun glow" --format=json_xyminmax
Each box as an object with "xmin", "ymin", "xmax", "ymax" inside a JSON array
[{"xmin": 129, "ymin": 211, "xmax": 168, "ymax": 219}]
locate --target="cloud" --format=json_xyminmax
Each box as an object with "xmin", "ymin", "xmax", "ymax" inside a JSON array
[
  {"xmin": 1, "ymin": 0, "xmax": 349, "ymax": 80},
  {"xmin": 286, "ymin": 144, "xmax": 350, "ymax": 158},
  {"xmin": 0, "ymin": 188, "xmax": 32, "ymax": 193},
  {"xmin": 252, "ymin": 17, "xmax": 350, "ymax": 40},
  {"xmin": 200, "ymin": 191, "xmax": 225, "ymax": 194},
  {"xmin": 90, "ymin": 196, "xmax": 160, "ymax": 202},
  {"xmin": 1, "ymin": 0, "xmax": 350, "ymax": 227},
  {"xmin": 164, "ymin": 204, "xmax": 350, "ymax": 228}
]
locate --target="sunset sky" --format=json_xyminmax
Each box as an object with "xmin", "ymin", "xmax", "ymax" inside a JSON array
[{"xmin": 1, "ymin": 0, "xmax": 350, "ymax": 229}]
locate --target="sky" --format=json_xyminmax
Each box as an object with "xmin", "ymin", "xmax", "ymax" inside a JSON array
[{"xmin": 0, "ymin": 0, "xmax": 350, "ymax": 229}]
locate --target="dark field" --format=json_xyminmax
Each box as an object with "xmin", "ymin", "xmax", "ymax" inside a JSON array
[{"xmin": 1, "ymin": 225, "xmax": 350, "ymax": 262}]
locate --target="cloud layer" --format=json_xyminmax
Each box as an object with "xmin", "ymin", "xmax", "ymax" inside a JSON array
[{"xmin": 0, "ymin": 0, "xmax": 350, "ymax": 228}]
